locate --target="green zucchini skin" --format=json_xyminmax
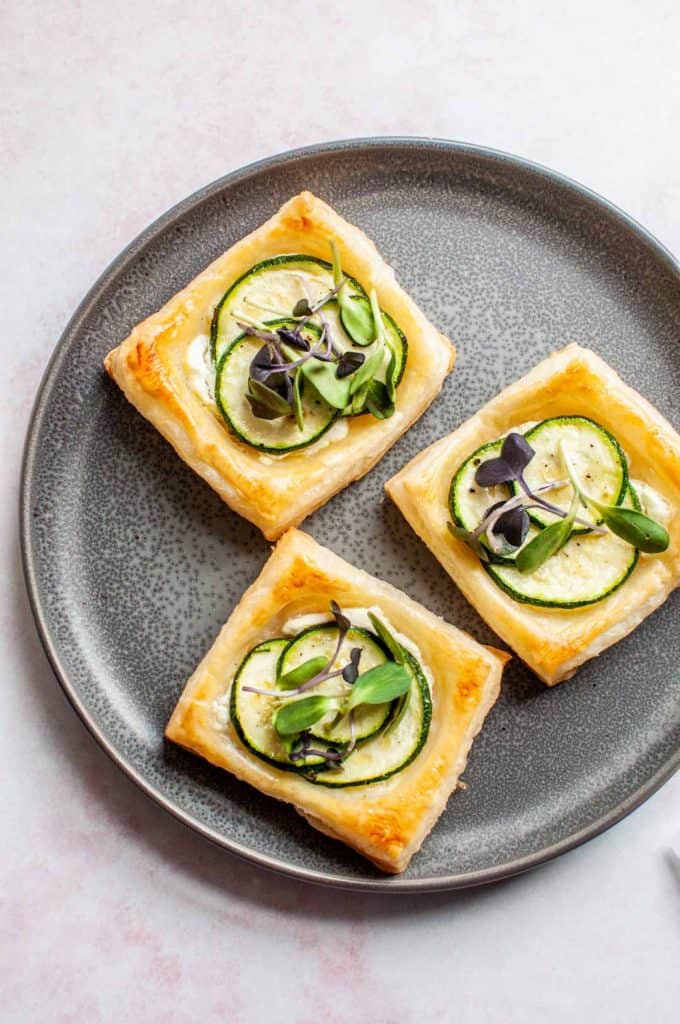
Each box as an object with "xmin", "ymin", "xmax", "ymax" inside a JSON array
[{"xmin": 484, "ymin": 550, "xmax": 638, "ymax": 609}]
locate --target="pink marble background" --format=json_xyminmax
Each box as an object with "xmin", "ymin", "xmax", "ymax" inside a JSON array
[{"xmin": 2, "ymin": 2, "xmax": 679, "ymax": 1021}]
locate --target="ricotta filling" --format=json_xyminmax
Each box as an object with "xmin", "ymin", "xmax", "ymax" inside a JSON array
[
  {"xmin": 184, "ymin": 334, "xmax": 217, "ymax": 412},
  {"xmin": 630, "ymin": 479, "xmax": 672, "ymax": 527}
]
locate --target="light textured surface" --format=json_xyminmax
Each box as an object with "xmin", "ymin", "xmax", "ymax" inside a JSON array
[{"xmin": 3, "ymin": 2, "xmax": 679, "ymax": 1022}]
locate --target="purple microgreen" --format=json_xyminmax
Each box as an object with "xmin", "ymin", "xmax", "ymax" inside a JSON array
[
  {"xmin": 336, "ymin": 350, "xmax": 366, "ymax": 379},
  {"xmin": 493, "ymin": 505, "xmax": 530, "ymax": 548},
  {"xmin": 474, "ymin": 433, "xmax": 535, "ymax": 487},
  {"xmin": 317, "ymin": 314, "xmax": 343, "ymax": 358},
  {"xmin": 500, "ymin": 432, "xmax": 535, "ymax": 474},
  {"xmin": 294, "ymin": 279, "xmax": 345, "ymax": 329},
  {"xmin": 330, "ymin": 600, "xmax": 351, "ymax": 634},
  {"xmin": 474, "ymin": 456, "xmax": 517, "ymax": 487},
  {"xmin": 341, "ymin": 647, "xmax": 362, "ymax": 683},
  {"xmin": 248, "ymin": 344, "xmax": 278, "ymax": 384},
  {"xmin": 235, "ymin": 320, "xmax": 282, "ymax": 344},
  {"xmin": 276, "ymin": 327, "xmax": 310, "ymax": 352},
  {"xmin": 247, "ymin": 323, "xmax": 343, "ymax": 423}
]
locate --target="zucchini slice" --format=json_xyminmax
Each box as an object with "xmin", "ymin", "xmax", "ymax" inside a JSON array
[
  {"xmin": 212, "ymin": 255, "xmax": 338, "ymax": 364},
  {"xmin": 215, "ymin": 321, "xmax": 338, "ymax": 453},
  {"xmin": 513, "ymin": 416, "xmax": 628, "ymax": 532},
  {"xmin": 229, "ymin": 633, "xmax": 432, "ymax": 787},
  {"xmin": 485, "ymin": 485, "xmax": 640, "ymax": 608},
  {"xmin": 210, "ymin": 254, "xmax": 407, "ymax": 401},
  {"xmin": 277, "ymin": 625, "xmax": 393, "ymax": 744},
  {"xmin": 310, "ymin": 652, "xmax": 432, "ymax": 788},
  {"xmin": 230, "ymin": 639, "xmax": 341, "ymax": 770},
  {"xmin": 449, "ymin": 439, "xmax": 511, "ymax": 555}
]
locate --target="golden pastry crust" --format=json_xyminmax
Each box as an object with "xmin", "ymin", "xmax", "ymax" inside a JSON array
[
  {"xmin": 105, "ymin": 192, "xmax": 454, "ymax": 539},
  {"xmin": 166, "ymin": 529, "xmax": 509, "ymax": 873},
  {"xmin": 386, "ymin": 345, "xmax": 680, "ymax": 686}
]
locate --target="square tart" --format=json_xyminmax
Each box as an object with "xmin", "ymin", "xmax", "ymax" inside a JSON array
[
  {"xmin": 386, "ymin": 345, "xmax": 680, "ymax": 686},
  {"xmin": 166, "ymin": 529, "xmax": 509, "ymax": 874},
  {"xmin": 105, "ymin": 191, "xmax": 454, "ymax": 540}
]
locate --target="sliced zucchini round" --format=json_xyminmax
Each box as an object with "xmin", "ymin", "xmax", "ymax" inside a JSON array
[
  {"xmin": 485, "ymin": 485, "xmax": 640, "ymax": 608},
  {"xmin": 310, "ymin": 651, "xmax": 432, "ymax": 788},
  {"xmin": 513, "ymin": 416, "xmax": 628, "ymax": 532},
  {"xmin": 210, "ymin": 255, "xmax": 408, "ymax": 411},
  {"xmin": 230, "ymin": 639, "xmax": 341, "ymax": 771},
  {"xmin": 212, "ymin": 255, "xmax": 338, "ymax": 363},
  {"xmin": 229, "ymin": 636, "xmax": 432, "ymax": 787},
  {"xmin": 215, "ymin": 321, "xmax": 338, "ymax": 453},
  {"xmin": 278, "ymin": 625, "xmax": 392, "ymax": 744}
]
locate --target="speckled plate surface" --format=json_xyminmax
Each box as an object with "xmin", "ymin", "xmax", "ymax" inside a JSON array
[{"xmin": 21, "ymin": 139, "xmax": 680, "ymax": 891}]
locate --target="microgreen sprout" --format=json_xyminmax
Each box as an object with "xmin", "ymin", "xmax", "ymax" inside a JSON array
[
  {"xmin": 226, "ymin": 242, "xmax": 400, "ymax": 429},
  {"xmin": 449, "ymin": 432, "xmax": 669, "ymax": 573}
]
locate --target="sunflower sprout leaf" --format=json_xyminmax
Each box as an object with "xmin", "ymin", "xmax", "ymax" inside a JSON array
[
  {"xmin": 274, "ymin": 696, "xmax": 337, "ymax": 737},
  {"xmin": 367, "ymin": 612, "xmax": 405, "ymax": 665},
  {"xmin": 346, "ymin": 663, "xmax": 411, "ymax": 711}
]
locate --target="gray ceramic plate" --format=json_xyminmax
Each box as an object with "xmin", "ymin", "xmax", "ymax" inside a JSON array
[{"xmin": 21, "ymin": 139, "xmax": 680, "ymax": 892}]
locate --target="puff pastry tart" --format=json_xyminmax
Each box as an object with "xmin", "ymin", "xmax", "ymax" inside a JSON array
[
  {"xmin": 105, "ymin": 192, "xmax": 454, "ymax": 539},
  {"xmin": 166, "ymin": 529, "xmax": 509, "ymax": 873},
  {"xmin": 387, "ymin": 345, "xmax": 679, "ymax": 686}
]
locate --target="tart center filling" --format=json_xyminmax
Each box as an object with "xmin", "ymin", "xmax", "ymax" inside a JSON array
[
  {"xmin": 448, "ymin": 415, "xmax": 669, "ymax": 608},
  {"xmin": 222, "ymin": 602, "xmax": 432, "ymax": 787},
  {"xmin": 184, "ymin": 248, "xmax": 408, "ymax": 454}
]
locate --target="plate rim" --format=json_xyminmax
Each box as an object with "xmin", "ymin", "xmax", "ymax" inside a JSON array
[{"xmin": 20, "ymin": 136, "xmax": 680, "ymax": 893}]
